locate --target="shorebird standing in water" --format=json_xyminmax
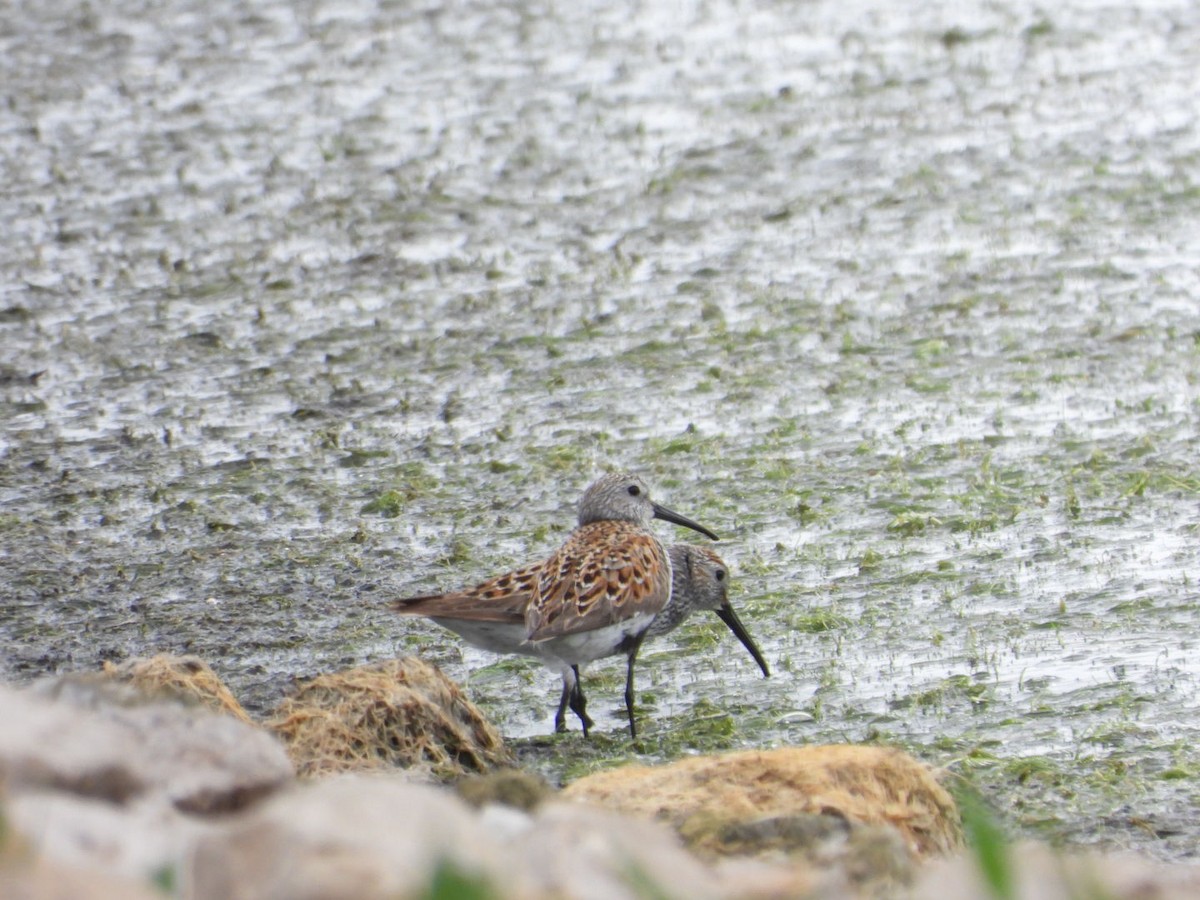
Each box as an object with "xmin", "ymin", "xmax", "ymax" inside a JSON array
[
  {"xmin": 393, "ymin": 540, "xmax": 770, "ymax": 736},
  {"xmin": 391, "ymin": 473, "xmax": 761, "ymax": 737},
  {"xmin": 643, "ymin": 543, "xmax": 769, "ymax": 677}
]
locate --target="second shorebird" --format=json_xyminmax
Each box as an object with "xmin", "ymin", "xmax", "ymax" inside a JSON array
[{"xmin": 391, "ymin": 472, "xmax": 725, "ymax": 738}]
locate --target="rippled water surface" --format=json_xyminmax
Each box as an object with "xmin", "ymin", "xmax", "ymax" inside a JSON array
[{"xmin": 3, "ymin": 0, "xmax": 1200, "ymax": 861}]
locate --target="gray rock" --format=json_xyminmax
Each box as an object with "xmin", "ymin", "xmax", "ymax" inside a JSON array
[
  {"xmin": 187, "ymin": 775, "xmax": 506, "ymax": 900},
  {"xmin": 0, "ymin": 852, "xmax": 167, "ymax": 900},
  {"xmin": 7, "ymin": 677, "xmax": 294, "ymax": 813},
  {"xmin": 511, "ymin": 801, "xmax": 724, "ymax": 900},
  {"xmin": 7, "ymin": 790, "xmax": 212, "ymax": 885},
  {"xmin": 0, "ymin": 678, "xmax": 294, "ymax": 882},
  {"xmin": 187, "ymin": 775, "xmax": 725, "ymax": 900},
  {"xmin": 912, "ymin": 840, "xmax": 1200, "ymax": 900}
]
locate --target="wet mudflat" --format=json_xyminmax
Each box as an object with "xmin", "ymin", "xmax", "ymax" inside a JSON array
[{"xmin": 3, "ymin": 0, "xmax": 1199, "ymax": 861}]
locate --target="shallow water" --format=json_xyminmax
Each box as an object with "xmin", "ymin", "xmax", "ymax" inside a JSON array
[{"xmin": 3, "ymin": 0, "xmax": 1200, "ymax": 861}]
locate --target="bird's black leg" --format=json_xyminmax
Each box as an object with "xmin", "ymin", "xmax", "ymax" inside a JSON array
[
  {"xmin": 567, "ymin": 665, "xmax": 594, "ymax": 737},
  {"xmin": 555, "ymin": 678, "xmax": 570, "ymax": 733},
  {"xmin": 624, "ymin": 633, "xmax": 648, "ymax": 739}
]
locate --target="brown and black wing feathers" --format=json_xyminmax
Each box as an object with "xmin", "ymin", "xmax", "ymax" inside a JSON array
[
  {"xmin": 390, "ymin": 561, "xmax": 539, "ymax": 624},
  {"xmin": 525, "ymin": 521, "xmax": 671, "ymax": 641}
]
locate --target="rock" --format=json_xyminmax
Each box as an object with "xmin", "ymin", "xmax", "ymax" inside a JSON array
[
  {"xmin": 100, "ymin": 654, "xmax": 253, "ymax": 724},
  {"xmin": 6, "ymin": 789, "xmax": 210, "ymax": 888},
  {"xmin": 562, "ymin": 744, "xmax": 961, "ymax": 864},
  {"xmin": 3, "ymin": 678, "xmax": 293, "ymax": 814},
  {"xmin": 712, "ymin": 859, "xmax": 823, "ymax": 897},
  {"xmin": 0, "ymin": 849, "xmax": 166, "ymax": 900},
  {"xmin": 266, "ymin": 657, "xmax": 512, "ymax": 778},
  {"xmin": 0, "ymin": 677, "xmax": 293, "ymax": 883},
  {"xmin": 912, "ymin": 840, "xmax": 1200, "ymax": 900},
  {"xmin": 512, "ymin": 800, "xmax": 725, "ymax": 900},
  {"xmin": 187, "ymin": 775, "xmax": 499, "ymax": 899},
  {"xmin": 188, "ymin": 774, "xmax": 726, "ymax": 900}
]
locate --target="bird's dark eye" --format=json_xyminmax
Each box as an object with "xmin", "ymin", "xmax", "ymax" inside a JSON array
[
  {"xmin": 627, "ymin": 485, "xmax": 641, "ymax": 496},
  {"xmin": 715, "ymin": 570, "xmax": 726, "ymax": 581}
]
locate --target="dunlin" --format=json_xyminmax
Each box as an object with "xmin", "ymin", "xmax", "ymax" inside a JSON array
[
  {"xmin": 646, "ymin": 544, "xmax": 770, "ymax": 675},
  {"xmin": 393, "ymin": 543, "xmax": 769, "ymax": 736},
  {"xmin": 390, "ymin": 473, "xmax": 725, "ymax": 737}
]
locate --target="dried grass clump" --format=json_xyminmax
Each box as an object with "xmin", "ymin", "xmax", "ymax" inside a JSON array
[
  {"xmin": 267, "ymin": 658, "xmax": 511, "ymax": 779},
  {"xmin": 564, "ymin": 745, "xmax": 962, "ymax": 860},
  {"xmin": 101, "ymin": 654, "xmax": 252, "ymax": 723}
]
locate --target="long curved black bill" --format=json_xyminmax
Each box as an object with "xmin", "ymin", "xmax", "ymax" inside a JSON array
[
  {"xmin": 715, "ymin": 603, "xmax": 770, "ymax": 677},
  {"xmin": 652, "ymin": 503, "xmax": 719, "ymax": 541}
]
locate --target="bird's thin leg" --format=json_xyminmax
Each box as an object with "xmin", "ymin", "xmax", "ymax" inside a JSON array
[
  {"xmin": 555, "ymin": 676, "xmax": 571, "ymax": 733},
  {"xmin": 624, "ymin": 633, "xmax": 648, "ymax": 739},
  {"xmin": 567, "ymin": 665, "xmax": 594, "ymax": 737}
]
